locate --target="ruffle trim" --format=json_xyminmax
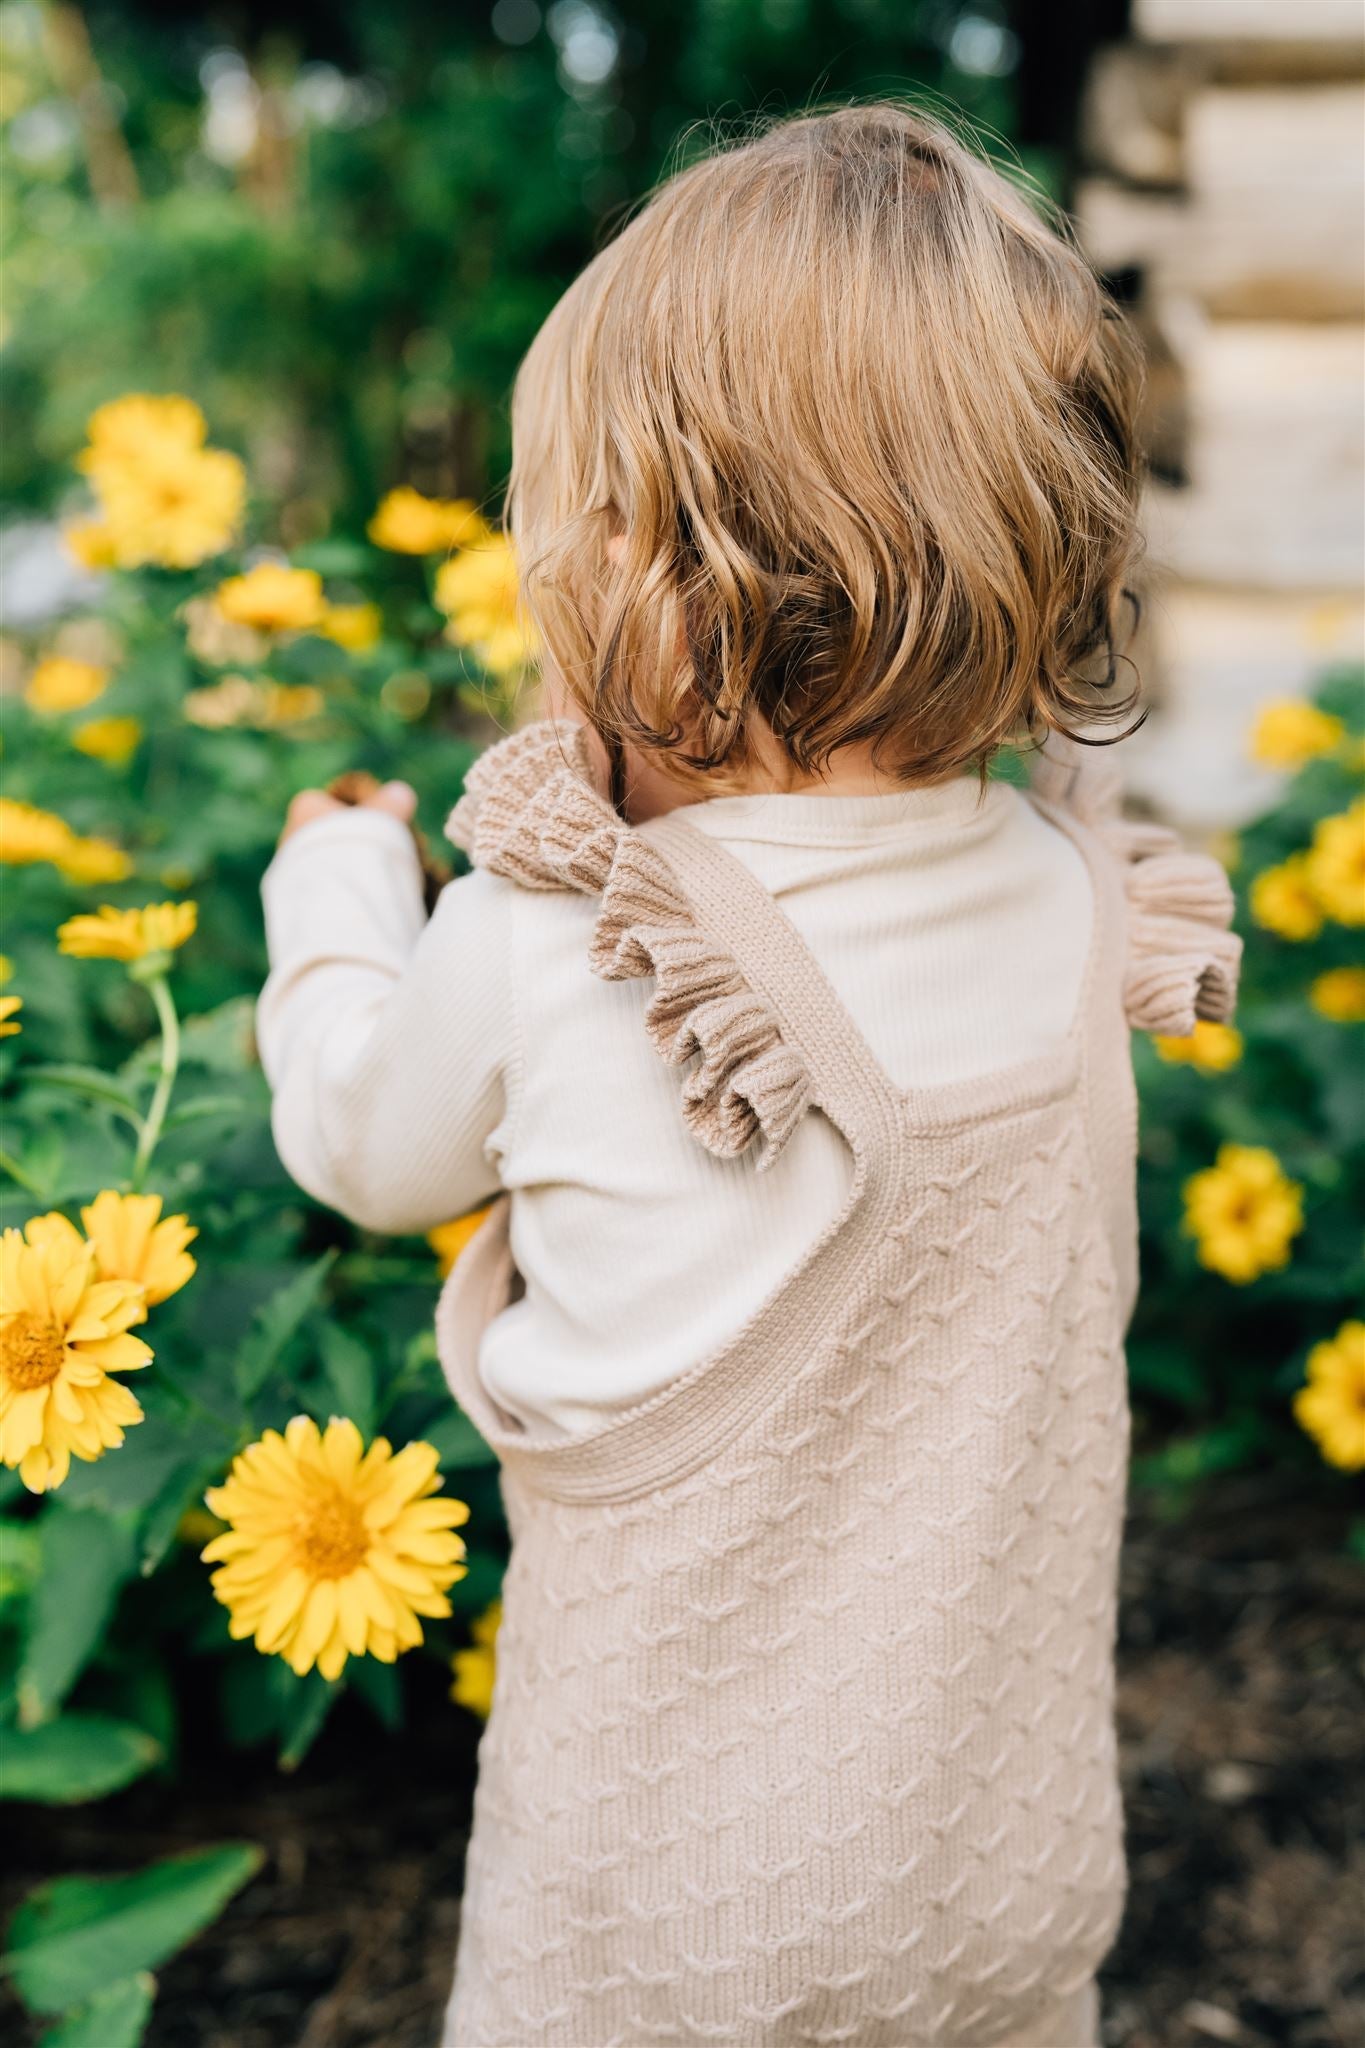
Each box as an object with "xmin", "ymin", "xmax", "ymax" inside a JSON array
[
  {"xmin": 1031, "ymin": 734, "xmax": 1242, "ymax": 1037},
  {"xmin": 448, "ymin": 724, "xmax": 812, "ymax": 1168}
]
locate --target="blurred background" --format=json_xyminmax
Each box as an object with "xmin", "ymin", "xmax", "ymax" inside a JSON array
[{"xmin": 0, "ymin": 5, "xmax": 1362, "ymax": 2048}]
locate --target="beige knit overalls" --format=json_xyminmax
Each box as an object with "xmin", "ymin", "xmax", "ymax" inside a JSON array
[{"xmin": 436, "ymin": 724, "xmax": 1240, "ymax": 2048}]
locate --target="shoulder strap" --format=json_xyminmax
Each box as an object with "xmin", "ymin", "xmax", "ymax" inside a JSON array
[{"xmin": 645, "ymin": 814, "xmax": 903, "ymax": 1169}]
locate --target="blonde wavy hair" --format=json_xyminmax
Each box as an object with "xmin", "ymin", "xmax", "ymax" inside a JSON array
[{"xmin": 509, "ymin": 102, "xmax": 1144, "ymax": 792}]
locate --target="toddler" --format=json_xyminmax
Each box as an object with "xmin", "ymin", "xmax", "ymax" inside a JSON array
[{"xmin": 260, "ymin": 106, "xmax": 1240, "ymax": 2048}]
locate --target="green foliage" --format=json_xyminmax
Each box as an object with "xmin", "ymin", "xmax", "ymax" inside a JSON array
[
  {"xmin": 1, "ymin": 1, "xmax": 1025, "ymax": 531},
  {"xmin": 36, "ymin": 1973, "xmax": 155, "ymax": 2048},
  {"xmin": 2, "ymin": 1845, "xmax": 261, "ymax": 2015},
  {"xmin": 18, "ymin": 1507, "xmax": 137, "ymax": 1725},
  {"xmin": 0, "ymin": 1713, "xmax": 161, "ymax": 1803},
  {"xmin": 0, "ymin": 413, "xmax": 510, "ymax": 2027},
  {"xmin": 1129, "ymin": 668, "xmax": 1365, "ymax": 1496}
]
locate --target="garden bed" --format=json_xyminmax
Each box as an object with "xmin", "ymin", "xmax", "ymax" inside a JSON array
[{"xmin": 3, "ymin": 1476, "xmax": 1362, "ymax": 2048}]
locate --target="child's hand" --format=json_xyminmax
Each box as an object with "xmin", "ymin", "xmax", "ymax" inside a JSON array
[{"xmin": 280, "ymin": 778, "xmax": 417, "ymax": 846}]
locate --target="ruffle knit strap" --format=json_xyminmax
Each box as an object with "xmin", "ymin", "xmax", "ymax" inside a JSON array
[
  {"xmin": 1031, "ymin": 732, "xmax": 1241, "ymax": 1037},
  {"xmin": 447, "ymin": 723, "xmax": 813, "ymax": 1168}
]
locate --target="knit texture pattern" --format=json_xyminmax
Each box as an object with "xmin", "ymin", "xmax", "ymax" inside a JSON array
[{"xmin": 437, "ymin": 726, "xmax": 1240, "ymax": 2048}]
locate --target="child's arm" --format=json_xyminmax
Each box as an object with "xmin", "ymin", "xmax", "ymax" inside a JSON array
[{"xmin": 257, "ymin": 789, "xmax": 511, "ymax": 1236}]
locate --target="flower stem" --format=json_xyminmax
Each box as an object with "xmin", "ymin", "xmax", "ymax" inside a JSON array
[
  {"xmin": 0, "ymin": 1147, "xmax": 43, "ymax": 1196},
  {"xmin": 131, "ymin": 973, "xmax": 180, "ymax": 1190}
]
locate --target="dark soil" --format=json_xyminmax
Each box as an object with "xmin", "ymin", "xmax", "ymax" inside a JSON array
[{"xmin": 4, "ymin": 1478, "xmax": 1363, "ymax": 2048}]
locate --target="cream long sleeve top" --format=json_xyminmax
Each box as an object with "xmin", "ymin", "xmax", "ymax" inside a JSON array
[{"xmin": 258, "ymin": 763, "xmax": 1093, "ymax": 1437}]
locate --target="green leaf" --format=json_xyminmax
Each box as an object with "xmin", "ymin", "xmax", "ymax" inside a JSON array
[
  {"xmin": 18, "ymin": 1507, "xmax": 136, "ymax": 1726},
  {"xmin": 59, "ymin": 1431, "xmax": 202, "ymax": 1520},
  {"xmin": 346, "ymin": 1655, "xmax": 404, "ymax": 1733},
  {"xmin": 279, "ymin": 1672, "xmax": 339, "ymax": 1772},
  {"xmin": 317, "ymin": 1322, "xmax": 376, "ymax": 1438},
  {"xmin": 38, "ymin": 1973, "xmax": 155, "ymax": 2048},
  {"xmin": 0, "ymin": 1715, "xmax": 162, "ymax": 1805},
  {"xmin": 234, "ymin": 1251, "xmax": 337, "ymax": 1402},
  {"xmin": 219, "ymin": 1654, "xmax": 290, "ymax": 1751},
  {"xmin": 137, "ymin": 1453, "xmax": 230, "ymax": 1578},
  {"xmin": 125, "ymin": 998, "xmax": 255, "ymax": 1077},
  {"xmin": 0, "ymin": 1522, "xmax": 42, "ymax": 1612},
  {"xmin": 26, "ymin": 1066, "xmax": 143, "ymax": 1121},
  {"xmin": 421, "ymin": 1404, "xmax": 497, "ymax": 1470},
  {"xmin": 289, "ymin": 538, "xmax": 373, "ymax": 578},
  {"xmin": 2, "ymin": 1844, "xmax": 262, "ymax": 2014},
  {"xmin": 160, "ymin": 1095, "xmax": 245, "ymax": 1132},
  {"xmin": 2, "ymin": 1128, "xmax": 64, "ymax": 1201}
]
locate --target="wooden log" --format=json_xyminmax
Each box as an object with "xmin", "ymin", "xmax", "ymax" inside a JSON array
[
  {"xmin": 1077, "ymin": 83, "xmax": 1365, "ymax": 315},
  {"xmin": 1080, "ymin": 43, "xmax": 1188, "ymax": 186},
  {"xmin": 1136, "ymin": 0, "xmax": 1365, "ymax": 78},
  {"xmin": 1187, "ymin": 84, "xmax": 1364, "ymax": 314},
  {"xmin": 1122, "ymin": 583, "xmax": 1365, "ymax": 828},
  {"xmin": 1145, "ymin": 317, "xmax": 1365, "ymax": 590},
  {"xmin": 1075, "ymin": 179, "xmax": 1186, "ymax": 275}
]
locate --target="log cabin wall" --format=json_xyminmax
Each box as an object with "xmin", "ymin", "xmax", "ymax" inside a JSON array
[{"xmin": 1075, "ymin": 0, "xmax": 1365, "ymax": 829}]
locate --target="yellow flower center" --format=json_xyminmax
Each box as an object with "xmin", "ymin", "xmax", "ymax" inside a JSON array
[
  {"xmin": 295, "ymin": 1485, "xmax": 369, "ymax": 1579},
  {"xmin": 1, "ymin": 1313, "xmax": 66, "ymax": 1390}
]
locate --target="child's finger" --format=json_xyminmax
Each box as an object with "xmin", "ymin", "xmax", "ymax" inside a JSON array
[
  {"xmin": 281, "ymin": 789, "xmax": 343, "ymax": 842},
  {"xmin": 364, "ymin": 781, "xmax": 418, "ymax": 823}
]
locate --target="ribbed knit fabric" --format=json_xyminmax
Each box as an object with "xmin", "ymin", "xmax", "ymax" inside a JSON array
[{"xmin": 436, "ymin": 724, "xmax": 1241, "ymax": 2048}]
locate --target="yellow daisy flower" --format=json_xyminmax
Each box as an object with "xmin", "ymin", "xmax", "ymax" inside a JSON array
[
  {"xmin": 183, "ymin": 676, "xmax": 325, "ymax": 731},
  {"xmin": 428, "ymin": 1206, "xmax": 493, "ymax": 1279},
  {"xmin": 64, "ymin": 519, "xmax": 120, "ymax": 572},
  {"xmin": 79, "ymin": 392, "xmax": 207, "ymax": 468},
  {"xmin": 202, "ymin": 1416, "xmax": 470, "ymax": 1681},
  {"xmin": 32, "ymin": 1193, "xmax": 197, "ymax": 1308},
  {"xmin": 1247, "ymin": 700, "xmax": 1345, "ymax": 769},
  {"xmin": 1249, "ymin": 854, "xmax": 1325, "ymax": 942},
  {"xmin": 0, "ymin": 995, "xmax": 21, "ymax": 1037},
  {"xmin": 0, "ymin": 956, "xmax": 12, "ymax": 983},
  {"xmin": 1182, "ymin": 1143, "xmax": 1304, "ymax": 1284},
  {"xmin": 1306, "ymin": 800, "xmax": 1365, "ymax": 927},
  {"xmin": 73, "ymin": 716, "xmax": 143, "ymax": 767},
  {"xmin": 182, "ymin": 676, "xmax": 262, "ymax": 729},
  {"xmin": 434, "ymin": 535, "xmax": 538, "ymax": 679},
  {"xmin": 367, "ymin": 487, "xmax": 487, "ymax": 556},
  {"xmin": 54, "ymin": 836, "xmax": 135, "ymax": 886},
  {"xmin": 317, "ymin": 602, "xmax": 382, "ymax": 653},
  {"xmin": 57, "ymin": 900, "xmax": 197, "ymax": 964},
  {"xmin": 1310, "ymin": 966, "xmax": 1365, "ymax": 1022},
  {"xmin": 212, "ymin": 563, "xmax": 327, "ymax": 635},
  {"xmin": 24, "ymin": 656, "xmax": 110, "ymax": 715},
  {"xmin": 1293, "ymin": 1321, "xmax": 1365, "ymax": 1472},
  {"xmin": 94, "ymin": 443, "xmax": 246, "ymax": 571},
  {"xmin": 0, "ymin": 802, "xmax": 132, "ymax": 885},
  {"xmin": 0, "ymin": 1222, "xmax": 151, "ymax": 1494},
  {"xmin": 450, "ymin": 1599, "xmax": 502, "ymax": 1719},
  {"xmin": 261, "ymin": 682, "xmax": 326, "ymax": 726},
  {"xmin": 85, "ymin": 1191, "xmax": 196, "ymax": 1305},
  {"xmin": 0, "ymin": 798, "xmax": 75, "ymax": 868},
  {"xmin": 1152, "ymin": 1020, "xmax": 1244, "ymax": 1073}
]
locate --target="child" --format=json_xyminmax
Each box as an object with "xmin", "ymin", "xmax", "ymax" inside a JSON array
[{"xmin": 260, "ymin": 106, "xmax": 1240, "ymax": 2048}]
